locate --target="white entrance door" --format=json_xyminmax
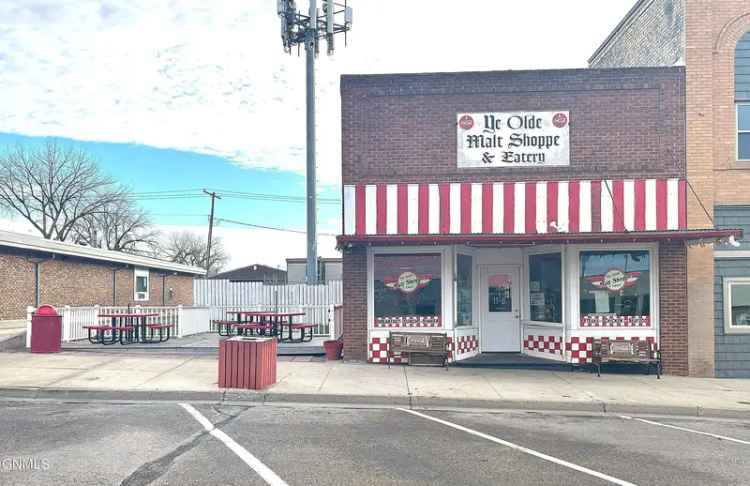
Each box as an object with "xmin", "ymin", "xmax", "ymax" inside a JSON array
[{"xmin": 480, "ymin": 265, "xmax": 521, "ymax": 352}]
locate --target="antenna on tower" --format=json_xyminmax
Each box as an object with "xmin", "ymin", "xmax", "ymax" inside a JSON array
[{"xmin": 276, "ymin": 1, "xmax": 353, "ymax": 284}]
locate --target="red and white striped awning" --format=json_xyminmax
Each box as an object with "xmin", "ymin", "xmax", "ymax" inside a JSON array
[{"xmin": 342, "ymin": 179, "xmax": 687, "ymax": 237}]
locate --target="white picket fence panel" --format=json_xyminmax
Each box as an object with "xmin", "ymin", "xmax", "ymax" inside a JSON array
[
  {"xmin": 194, "ymin": 280, "xmax": 342, "ymax": 336},
  {"xmin": 27, "ymin": 305, "xmax": 211, "ymax": 344}
]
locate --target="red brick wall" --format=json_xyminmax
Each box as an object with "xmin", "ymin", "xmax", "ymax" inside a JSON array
[
  {"xmin": 341, "ymin": 67, "xmax": 686, "ymax": 186},
  {"xmin": 342, "ymin": 245, "xmax": 367, "ymax": 361},
  {"xmin": 659, "ymin": 240, "xmax": 689, "ymax": 375},
  {"xmin": 0, "ymin": 252, "xmax": 36, "ymax": 320},
  {"xmin": 0, "ymin": 248, "xmax": 195, "ymax": 320}
]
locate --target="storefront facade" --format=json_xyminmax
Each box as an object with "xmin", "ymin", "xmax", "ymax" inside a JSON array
[{"xmin": 338, "ymin": 67, "xmax": 740, "ymax": 375}]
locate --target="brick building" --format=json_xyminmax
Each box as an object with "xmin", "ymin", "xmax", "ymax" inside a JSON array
[
  {"xmin": 0, "ymin": 230, "xmax": 204, "ymax": 320},
  {"xmin": 589, "ymin": 0, "xmax": 750, "ymax": 377},
  {"xmin": 337, "ymin": 67, "xmax": 740, "ymax": 375}
]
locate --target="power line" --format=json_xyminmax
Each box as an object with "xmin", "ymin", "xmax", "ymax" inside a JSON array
[
  {"xmin": 124, "ymin": 189, "xmax": 341, "ymax": 205},
  {"xmin": 215, "ymin": 217, "xmax": 338, "ymax": 236}
]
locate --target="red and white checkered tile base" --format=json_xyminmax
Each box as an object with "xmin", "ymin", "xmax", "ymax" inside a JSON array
[
  {"xmin": 566, "ymin": 336, "xmax": 657, "ymax": 364},
  {"xmin": 579, "ymin": 315, "xmax": 651, "ymax": 327},
  {"xmin": 374, "ymin": 316, "xmax": 441, "ymax": 328},
  {"xmin": 454, "ymin": 334, "xmax": 479, "ymax": 357},
  {"xmin": 523, "ymin": 335, "xmax": 562, "ymax": 355}
]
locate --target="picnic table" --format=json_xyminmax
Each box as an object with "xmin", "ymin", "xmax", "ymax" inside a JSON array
[
  {"xmin": 94, "ymin": 313, "xmax": 169, "ymax": 344},
  {"xmin": 219, "ymin": 311, "xmax": 314, "ymax": 342}
]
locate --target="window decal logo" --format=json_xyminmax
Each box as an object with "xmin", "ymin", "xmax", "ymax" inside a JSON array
[
  {"xmin": 384, "ymin": 272, "xmax": 432, "ymax": 293},
  {"xmin": 587, "ymin": 268, "xmax": 640, "ymax": 292}
]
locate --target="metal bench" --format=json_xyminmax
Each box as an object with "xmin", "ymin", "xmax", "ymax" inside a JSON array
[
  {"xmin": 212, "ymin": 320, "xmax": 237, "ymax": 336},
  {"xmin": 388, "ymin": 331, "xmax": 449, "ymax": 368},
  {"xmin": 286, "ymin": 323, "xmax": 316, "ymax": 343},
  {"xmin": 592, "ymin": 338, "xmax": 662, "ymax": 378},
  {"xmin": 145, "ymin": 323, "xmax": 174, "ymax": 343},
  {"xmin": 234, "ymin": 322, "xmax": 274, "ymax": 337},
  {"xmin": 82, "ymin": 324, "xmax": 134, "ymax": 345}
]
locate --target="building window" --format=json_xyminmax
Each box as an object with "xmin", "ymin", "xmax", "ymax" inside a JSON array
[
  {"xmin": 373, "ymin": 253, "xmax": 441, "ymax": 327},
  {"xmin": 739, "ymin": 104, "xmax": 750, "ymax": 160},
  {"xmin": 579, "ymin": 250, "xmax": 651, "ymax": 327},
  {"xmin": 724, "ymin": 277, "xmax": 750, "ymax": 334},
  {"xmin": 456, "ymin": 254, "xmax": 473, "ymax": 326},
  {"xmin": 736, "ymin": 31, "xmax": 750, "ymax": 160},
  {"xmin": 134, "ymin": 269, "xmax": 149, "ymax": 302},
  {"xmin": 528, "ymin": 253, "xmax": 562, "ymax": 323}
]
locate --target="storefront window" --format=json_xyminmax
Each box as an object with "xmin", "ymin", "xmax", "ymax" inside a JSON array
[
  {"xmin": 579, "ymin": 250, "xmax": 651, "ymax": 326},
  {"xmin": 724, "ymin": 278, "xmax": 750, "ymax": 333},
  {"xmin": 456, "ymin": 254, "xmax": 472, "ymax": 326},
  {"xmin": 374, "ymin": 254, "xmax": 441, "ymax": 326},
  {"xmin": 528, "ymin": 253, "xmax": 562, "ymax": 323}
]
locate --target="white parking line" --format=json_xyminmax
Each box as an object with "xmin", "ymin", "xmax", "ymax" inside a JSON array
[
  {"xmin": 399, "ymin": 408, "xmax": 638, "ymax": 486},
  {"xmin": 620, "ymin": 415, "xmax": 750, "ymax": 446},
  {"xmin": 179, "ymin": 403, "xmax": 289, "ymax": 486}
]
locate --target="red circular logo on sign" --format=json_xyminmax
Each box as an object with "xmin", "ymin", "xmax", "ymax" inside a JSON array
[
  {"xmin": 552, "ymin": 112, "xmax": 568, "ymax": 128},
  {"xmin": 458, "ymin": 115, "xmax": 474, "ymax": 130}
]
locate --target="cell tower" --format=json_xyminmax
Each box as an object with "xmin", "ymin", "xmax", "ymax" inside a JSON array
[{"xmin": 277, "ymin": 1, "xmax": 353, "ymax": 284}]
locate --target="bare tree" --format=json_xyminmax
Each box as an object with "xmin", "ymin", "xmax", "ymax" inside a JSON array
[
  {"xmin": 71, "ymin": 195, "xmax": 160, "ymax": 255},
  {"xmin": 0, "ymin": 141, "xmax": 124, "ymax": 241},
  {"xmin": 161, "ymin": 231, "xmax": 228, "ymax": 274}
]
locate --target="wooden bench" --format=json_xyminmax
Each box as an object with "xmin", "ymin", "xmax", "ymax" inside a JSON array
[
  {"xmin": 388, "ymin": 331, "xmax": 449, "ymax": 368},
  {"xmin": 592, "ymin": 338, "xmax": 661, "ymax": 378}
]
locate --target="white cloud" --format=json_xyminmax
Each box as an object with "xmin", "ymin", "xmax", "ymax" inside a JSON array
[{"xmin": 0, "ymin": 1, "xmax": 633, "ymax": 186}]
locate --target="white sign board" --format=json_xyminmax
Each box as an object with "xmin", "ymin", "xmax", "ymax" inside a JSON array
[{"xmin": 456, "ymin": 111, "xmax": 570, "ymax": 168}]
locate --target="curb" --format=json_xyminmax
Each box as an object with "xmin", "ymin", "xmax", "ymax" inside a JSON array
[{"xmin": 1, "ymin": 387, "xmax": 749, "ymax": 419}]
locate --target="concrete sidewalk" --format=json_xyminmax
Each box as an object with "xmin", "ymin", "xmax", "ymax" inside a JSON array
[{"xmin": 1, "ymin": 351, "xmax": 750, "ymax": 417}]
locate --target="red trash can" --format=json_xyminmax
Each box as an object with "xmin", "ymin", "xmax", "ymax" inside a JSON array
[
  {"xmin": 218, "ymin": 337, "xmax": 277, "ymax": 390},
  {"xmin": 30, "ymin": 305, "xmax": 62, "ymax": 353}
]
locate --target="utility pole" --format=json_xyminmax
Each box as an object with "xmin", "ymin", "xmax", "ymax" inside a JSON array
[
  {"xmin": 305, "ymin": 0, "xmax": 318, "ymax": 286},
  {"xmin": 203, "ymin": 189, "xmax": 221, "ymax": 275},
  {"xmin": 277, "ymin": 0, "xmax": 353, "ymax": 284}
]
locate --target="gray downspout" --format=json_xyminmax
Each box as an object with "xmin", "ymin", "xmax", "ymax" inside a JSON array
[{"xmin": 34, "ymin": 262, "xmax": 41, "ymax": 308}]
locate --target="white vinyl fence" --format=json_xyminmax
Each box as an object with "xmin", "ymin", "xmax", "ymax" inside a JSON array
[
  {"xmin": 26, "ymin": 305, "xmax": 211, "ymax": 345},
  {"xmin": 194, "ymin": 280, "xmax": 343, "ymax": 337}
]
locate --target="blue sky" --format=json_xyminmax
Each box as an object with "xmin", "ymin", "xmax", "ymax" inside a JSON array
[
  {"xmin": 0, "ymin": 0, "xmax": 635, "ymax": 268},
  {"xmin": 0, "ymin": 132, "xmax": 341, "ymax": 233}
]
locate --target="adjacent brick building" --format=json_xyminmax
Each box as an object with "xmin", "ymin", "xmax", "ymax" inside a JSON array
[
  {"xmin": 337, "ymin": 67, "xmax": 740, "ymax": 375},
  {"xmin": 0, "ymin": 230, "xmax": 204, "ymax": 320},
  {"xmin": 590, "ymin": 0, "xmax": 750, "ymax": 377}
]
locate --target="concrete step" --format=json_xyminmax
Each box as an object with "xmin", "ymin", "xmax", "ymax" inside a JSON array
[{"xmin": 0, "ymin": 320, "xmax": 26, "ymax": 331}]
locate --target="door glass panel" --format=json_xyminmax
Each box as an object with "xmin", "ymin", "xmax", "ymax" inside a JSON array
[{"xmin": 488, "ymin": 274, "xmax": 512, "ymax": 313}]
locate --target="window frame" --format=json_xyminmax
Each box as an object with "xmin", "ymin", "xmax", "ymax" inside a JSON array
[
  {"xmin": 723, "ymin": 277, "xmax": 750, "ymax": 334},
  {"xmin": 568, "ymin": 243, "xmax": 659, "ymax": 333},
  {"xmin": 454, "ymin": 247, "xmax": 475, "ymax": 327},
  {"xmin": 134, "ymin": 268, "xmax": 150, "ymax": 302},
  {"xmin": 736, "ymin": 102, "xmax": 750, "ymax": 162},
  {"xmin": 524, "ymin": 247, "xmax": 564, "ymax": 327},
  {"xmin": 367, "ymin": 246, "xmax": 452, "ymax": 330}
]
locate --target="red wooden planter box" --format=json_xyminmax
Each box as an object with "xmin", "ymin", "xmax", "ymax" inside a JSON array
[{"xmin": 218, "ymin": 337, "xmax": 277, "ymax": 390}]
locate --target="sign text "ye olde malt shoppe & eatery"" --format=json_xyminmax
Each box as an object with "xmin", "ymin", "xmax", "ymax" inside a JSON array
[{"xmin": 456, "ymin": 111, "xmax": 570, "ymax": 168}]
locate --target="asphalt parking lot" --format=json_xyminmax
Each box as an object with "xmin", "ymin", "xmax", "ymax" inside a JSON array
[{"xmin": 0, "ymin": 400, "xmax": 748, "ymax": 486}]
